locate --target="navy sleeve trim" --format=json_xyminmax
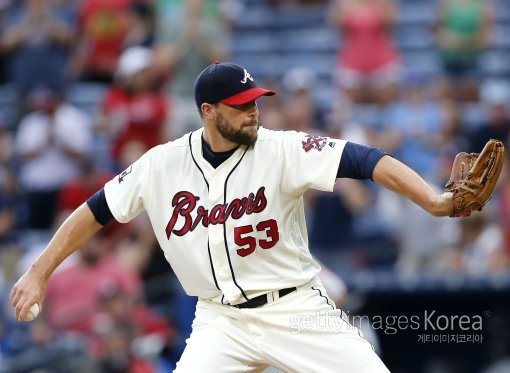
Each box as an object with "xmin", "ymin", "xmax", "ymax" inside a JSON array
[
  {"xmin": 86, "ymin": 188, "xmax": 114, "ymax": 226},
  {"xmin": 337, "ymin": 142, "xmax": 387, "ymax": 180}
]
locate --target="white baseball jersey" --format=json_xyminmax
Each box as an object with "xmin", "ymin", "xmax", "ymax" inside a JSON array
[{"xmin": 104, "ymin": 127, "xmax": 346, "ymax": 305}]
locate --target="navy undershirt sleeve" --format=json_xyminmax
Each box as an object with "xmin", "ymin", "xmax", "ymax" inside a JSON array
[
  {"xmin": 86, "ymin": 188, "xmax": 114, "ymax": 226},
  {"xmin": 337, "ymin": 142, "xmax": 387, "ymax": 180}
]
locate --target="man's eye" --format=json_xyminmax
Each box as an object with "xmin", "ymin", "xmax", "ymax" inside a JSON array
[
  {"xmin": 241, "ymin": 103, "xmax": 257, "ymax": 111},
  {"xmin": 229, "ymin": 102, "xmax": 257, "ymax": 111}
]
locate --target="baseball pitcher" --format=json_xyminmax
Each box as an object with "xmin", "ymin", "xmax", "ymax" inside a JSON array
[{"xmin": 10, "ymin": 62, "xmax": 503, "ymax": 372}]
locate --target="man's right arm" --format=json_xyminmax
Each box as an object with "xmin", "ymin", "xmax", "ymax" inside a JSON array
[
  {"xmin": 10, "ymin": 203, "xmax": 102, "ymax": 321},
  {"xmin": 372, "ymin": 155, "xmax": 453, "ymax": 216}
]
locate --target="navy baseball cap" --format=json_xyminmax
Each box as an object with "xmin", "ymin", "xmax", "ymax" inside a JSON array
[{"xmin": 194, "ymin": 62, "xmax": 275, "ymax": 108}]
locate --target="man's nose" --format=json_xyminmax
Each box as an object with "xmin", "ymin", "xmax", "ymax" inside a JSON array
[{"xmin": 248, "ymin": 103, "xmax": 258, "ymax": 116}]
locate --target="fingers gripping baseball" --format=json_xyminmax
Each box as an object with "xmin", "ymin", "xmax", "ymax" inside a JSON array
[
  {"xmin": 445, "ymin": 139, "xmax": 505, "ymax": 217},
  {"xmin": 10, "ymin": 271, "xmax": 45, "ymax": 322}
]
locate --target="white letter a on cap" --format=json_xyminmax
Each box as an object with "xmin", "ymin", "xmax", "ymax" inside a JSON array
[{"xmin": 241, "ymin": 69, "xmax": 254, "ymax": 84}]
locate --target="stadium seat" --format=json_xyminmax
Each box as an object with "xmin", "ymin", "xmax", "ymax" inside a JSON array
[
  {"xmin": 480, "ymin": 51, "xmax": 510, "ymax": 77},
  {"xmin": 279, "ymin": 27, "xmax": 339, "ymax": 53},
  {"xmin": 398, "ymin": 0, "xmax": 436, "ymax": 26},
  {"xmin": 460, "ymin": 103, "xmax": 487, "ymax": 130},
  {"xmin": 0, "ymin": 84, "xmax": 17, "ymax": 127},
  {"xmin": 231, "ymin": 32, "xmax": 276, "ymax": 54},
  {"xmin": 394, "ymin": 25, "xmax": 435, "ymax": 51},
  {"xmin": 66, "ymin": 83, "xmax": 107, "ymax": 115}
]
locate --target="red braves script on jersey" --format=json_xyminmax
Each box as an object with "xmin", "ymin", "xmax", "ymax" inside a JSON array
[{"xmin": 165, "ymin": 187, "xmax": 267, "ymax": 238}]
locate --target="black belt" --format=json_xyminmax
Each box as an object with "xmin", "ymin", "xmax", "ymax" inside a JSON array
[{"xmin": 233, "ymin": 287, "xmax": 297, "ymax": 309}]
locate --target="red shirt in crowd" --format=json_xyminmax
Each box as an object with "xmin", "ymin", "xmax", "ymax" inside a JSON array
[
  {"xmin": 78, "ymin": 0, "xmax": 131, "ymax": 77},
  {"xmin": 101, "ymin": 87, "xmax": 167, "ymax": 161},
  {"xmin": 58, "ymin": 173, "xmax": 113, "ymax": 211}
]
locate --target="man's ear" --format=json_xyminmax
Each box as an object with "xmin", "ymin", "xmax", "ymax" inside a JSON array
[{"xmin": 201, "ymin": 103, "xmax": 216, "ymax": 120}]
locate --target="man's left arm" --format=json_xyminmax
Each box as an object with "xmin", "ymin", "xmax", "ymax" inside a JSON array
[{"xmin": 372, "ymin": 155, "xmax": 453, "ymax": 217}]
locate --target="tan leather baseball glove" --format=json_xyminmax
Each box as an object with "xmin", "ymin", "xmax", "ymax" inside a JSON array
[{"xmin": 444, "ymin": 139, "xmax": 505, "ymax": 217}]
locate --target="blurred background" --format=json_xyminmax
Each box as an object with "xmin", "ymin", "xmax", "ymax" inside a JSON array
[{"xmin": 0, "ymin": 0, "xmax": 509, "ymax": 372}]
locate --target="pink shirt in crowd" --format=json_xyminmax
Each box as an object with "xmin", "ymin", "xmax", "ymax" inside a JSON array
[
  {"xmin": 45, "ymin": 255, "xmax": 142, "ymax": 333},
  {"xmin": 338, "ymin": 7, "xmax": 399, "ymax": 73}
]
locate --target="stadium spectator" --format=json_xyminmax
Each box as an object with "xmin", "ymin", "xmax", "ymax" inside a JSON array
[
  {"xmin": 308, "ymin": 112, "xmax": 383, "ymax": 273},
  {"xmin": 433, "ymin": 0, "xmax": 493, "ymax": 101},
  {"xmin": 57, "ymin": 158, "xmax": 114, "ymax": 216},
  {"xmin": 329, "ymin": 0, "xmax": 401, "ymax": 104},
  {"xmin": 54, "ymin": 158, "xmax": 128, "ymax": 267},
  {"xmin": 431, "ymin": 77, "xmax": 468, "ymax": 154},
  {"xmin": 44, "ymin": 229, "xmax": 142, "ymax": 334},
  {"xmin": 49, "ymin": 0, "xmax": 80, "ymax": 20},
  {"xmin": 91, "ymin": 286, "xmax": 176, "ymax": 371},
  {"xmin": 0, "ymin": 0, "xmax": 74, "ymax": 110},
  {"xmin": 154, "ymin": 0, "xmax": 230, "ymax": 138},
  {"xmin": 0, "ymin": 318, "xmax": 98, "ymax": 372},
  {"xmin": 98, "ymin": 46, "xmax": 167, "ymax": 171},
  {"xmin": 280, "ymin": 67, "xmax": 326, "ymax": 131},
  {"xmin": 122, "ymin": 1, "xmax": 156, "ymax": 50},
  {"xmin": 430, "ymin": 77, "xmax": 470, "ymax": 184},
  {"xmin": 377, "ymin": 185, "xmax": 458, "ymax": 275},
  {"xmin": 435, "ymin": 212, "xmax": 507, "ymax": 276},
  {"xmin": 72, "ymin": 0, "xmax": 131, "ymax": 83},
  {"xmin": 377, "ymin": 74, "xmax": 446, "ymax": 183},
  {"xmin": 95, "ymin": 321, "xmax": 156, "ymax": 373},
  {"xmin": 370, "ymin": 76, "xmax": 459, "ymax": 274},
  {"xmin": 277, "ymin": 69, "xmax": 379, "ymax": 272},
  {"xmin": 14, "ymin": 86, "xmax": 92, "ymax": 230},
  {"xmin": 309, "ymin": 178, "xmax": 377, "ymax": 273},
  {"xmin": 467, "ymin": 79, "xmax": 510, "ymax": 153},
  {"xmin": 256, "ymin": 80, "xmax": 286, "ymax": 131}
]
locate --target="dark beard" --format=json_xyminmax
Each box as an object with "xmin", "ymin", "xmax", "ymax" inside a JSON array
[{"xmin": 216, "ymin": 112, "xmax": 258, "ymax": 146}]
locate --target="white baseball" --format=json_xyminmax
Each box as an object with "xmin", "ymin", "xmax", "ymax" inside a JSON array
[{"xmin": 22, "ymin": 303, "xmax": 39, "ymax": 321}]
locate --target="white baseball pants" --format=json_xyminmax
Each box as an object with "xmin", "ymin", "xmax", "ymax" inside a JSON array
[{"xmin": 175, "ymin": 278, "xmax": 390, "ymax": 372}]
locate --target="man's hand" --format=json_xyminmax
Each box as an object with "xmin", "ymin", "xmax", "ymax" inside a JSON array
[
  {"xmin": 429, "ymin": 192, "xmax": 454, "ymax": 217},
  {"xmin": 10, "ymin": 269, "xmax": 46, "ymax": 321}
]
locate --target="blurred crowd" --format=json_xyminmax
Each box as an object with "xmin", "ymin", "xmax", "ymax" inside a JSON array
[{"xmin": 0, "ymin": 0, "xmax": 509, "ymax": 371}]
